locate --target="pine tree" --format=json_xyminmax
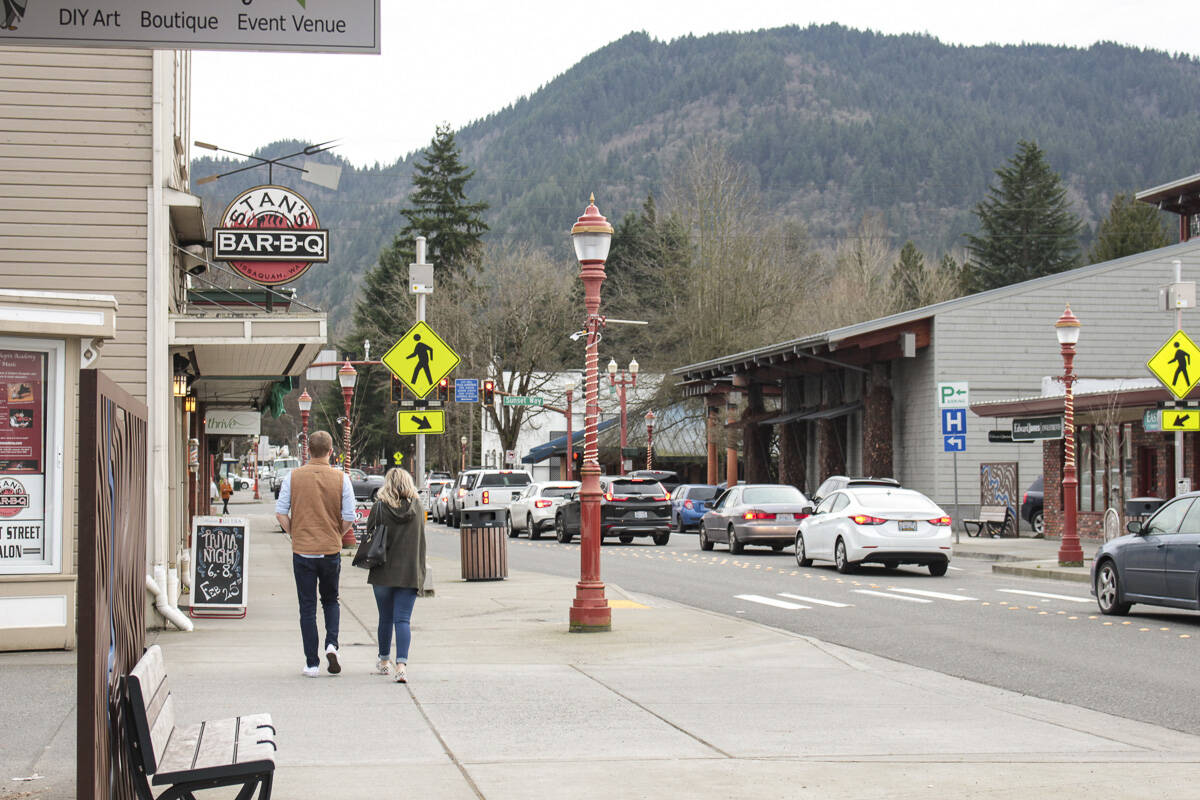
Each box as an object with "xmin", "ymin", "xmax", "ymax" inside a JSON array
[
  {"xmin": 889, "ymin": 241, "xmax": 927, "ymax": 310},
  {"xmin": 964, "ymin": 140, "xmax": 1082, "ymax": 292},
  {"xmin": 1088, "ymin": 192, "xmax": 1172, "ymax": 264}
]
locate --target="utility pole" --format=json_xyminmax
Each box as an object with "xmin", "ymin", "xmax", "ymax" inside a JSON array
[{"xmin": 410, "ymin": 237, "xmax": 433, "ymax": 482}]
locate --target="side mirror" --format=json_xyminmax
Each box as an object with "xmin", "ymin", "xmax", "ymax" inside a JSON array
[
  {"xmin": 1126, "ymin": 520, "xmax": 1145, "ymax": 535},
  {"xmin": 801, "ymin": 506, "xmax": 815, "ymax": 516}
]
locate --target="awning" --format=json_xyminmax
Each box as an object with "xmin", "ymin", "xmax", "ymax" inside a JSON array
[
  {"xmin": 522, "ymin": 419, "xmax": 618, "ymax": 463},
  {"xmin": 760, "ymin": 401, "xmax": 861, "ymax": 426}
]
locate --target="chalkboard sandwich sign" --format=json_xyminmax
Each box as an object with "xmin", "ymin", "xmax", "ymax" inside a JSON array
[{"xmin": 189, "ymin": 516, "xmax": 250, "ymax": 618}]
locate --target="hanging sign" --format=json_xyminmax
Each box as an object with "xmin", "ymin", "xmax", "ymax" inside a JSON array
[
  {"xmin": 204, "ymin": 409, "xmax": 261, "ymax": 436},
  {"xmin": 212, "ymin": 185, "xmax": 328, "ymax": 286}
]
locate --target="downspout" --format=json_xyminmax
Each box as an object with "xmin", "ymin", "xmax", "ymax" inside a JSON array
[{"xmin": 147, "ymin": 567, "xmax": 193, "ymax": 632}]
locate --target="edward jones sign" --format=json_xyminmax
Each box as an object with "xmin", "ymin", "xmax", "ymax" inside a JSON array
[{"xmin": 213, "ymin": 185, "xmax": 328, "ymax": 286}]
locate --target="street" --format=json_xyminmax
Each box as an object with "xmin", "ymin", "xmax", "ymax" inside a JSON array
[{"xmin": 427, "ymin": 522, "xmax": 1200, "ymax": 736}]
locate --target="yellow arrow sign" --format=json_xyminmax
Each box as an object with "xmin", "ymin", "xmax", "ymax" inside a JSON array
[
  {"xmin": 1162, "ymin": 409, "xmax": 1200, "ymax": 431},
  {"xmin": 397, "ymin": 410, "xmax": 445, "ymax": 435},
  {"xmin": 1148, "ymin": 329, "xmax": 1200, "ymax": 400},
  {"xmin": 381, "ymin": 321, "xmax": 461, "ymax": 399}
]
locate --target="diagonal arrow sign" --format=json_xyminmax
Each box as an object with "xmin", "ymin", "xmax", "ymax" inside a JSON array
[
  {"xmin": 1175, "ymin": 414, "xmax": 1192, "ymax": 427},
  {"xmin": 411, "ymin": 415, "xmax": 432, "ymax": 431}
]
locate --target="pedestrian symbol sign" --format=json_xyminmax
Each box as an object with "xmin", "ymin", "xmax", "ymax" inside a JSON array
[
  {"xmin": 1162, "ymin": 409, "xmax": 1200, "ymax": 431},
  {"xmin": 397, "ymin": 410, "xmax": 446, "ymax": 435},
  {"xmin": 1147, "ymin": 329, "xmax": 1200, "ymax": 400},
  {"xmin": 381, "ymin": 321, "xmax": 460, "ymax": 399}
]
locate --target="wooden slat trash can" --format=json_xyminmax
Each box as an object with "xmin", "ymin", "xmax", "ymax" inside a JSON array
[{"xmin": 459, "ymin": 507, "xmax": 508, "ymax": 581}]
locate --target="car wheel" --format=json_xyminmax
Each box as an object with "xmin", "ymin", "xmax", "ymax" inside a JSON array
[
  {"xmin": 528, "ymin": 514, "xmax": 540, "ymax": 540},
  {"xmin": 506, "ymin": 513, "xmax": 518, "ymax": 538},
  {"xmin": 795, "ymin": 534, "xmax": 813, "ymax": 567},
  {"xmin": 452, "ymin": 511, "xmax": 460, "ymax": 529},
  {"xmin": 653, "ymin": 533, "xmax": 670, "ymax": 546},
  {"xmin": 555, "ymin": 514, "xmax": 572, "ymax": 544},
  {"xmin": 699, "ymin": 526, "xmax": 714, "ymax": 551},
  {"xmin": 882, "ymin": 560, "xmax": 899, "ymax": 570},
  {"xmin": 834, "ymin": 538, "xmax": 856, "ymax": 574},
  {"xmin": 1032, "ymin": 510, "xmax": 1044, "ymax": 536},
  {"xmin": 728, "ymin": 525, "xmax": 744, "ymax": 554},
  {"xmin": 619, "ymin": 535, "xmax": 633, "ymax": 544},
  {"xmin": 1095, "ymin": 560, "xmax": 1131, "ymax": 615},
  {"xmin": 927, "ymin": 560, "xmax": 948, "ymax": 577},
  {"xmin": 771, "ymin": 544, "xmax": 785, "ymax": 553}
]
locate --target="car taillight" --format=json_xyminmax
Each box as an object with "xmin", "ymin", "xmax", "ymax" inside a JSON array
[
  {"xmin": 534, "ymin": 499, "xmax": 552, "ymax": 508},
  {"xmin": 604, "ymin": 492, "xmax": 613, "ymax": 501},
  {"xmin": 481, "ymin": 491, "xmax": 490, "ymax": 504},
  {"xmin": 1022, "ymin": 492, "xmax": 1028, "ymax": 505},
  {"xmin": 743, "ymin": 510, "xmax": 776, "ymax": 520},
  {"xmin": 684, "ymin": 499, "xmax": 693, "ymax": 509},
  {"xmin": 660, "ymin": 496, "xmax": 670, "ymax": 502},
  {"xmin": 928, "ymin": 516, "xmax": 952, "ymax": 526},
  {"xmin": 851, "ymin": 514, "xmax": 887, "ymax": 525}
]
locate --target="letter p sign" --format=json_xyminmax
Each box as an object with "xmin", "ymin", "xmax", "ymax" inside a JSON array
[{"xmin": 937, "ymin": 381, "xmax": 969, "ymax": 409}]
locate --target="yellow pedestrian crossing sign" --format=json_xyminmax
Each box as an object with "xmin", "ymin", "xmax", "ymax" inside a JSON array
[
  {"xmin": 1162, "ymin": 409, "xmax": 1200, "ymax": 431},
  {"xmin": 381, "ymin": 321, "xmax": 460, "ymax": 399},
  {"xmin": 397, "ymin": 410, "xmax": 445, "ymax": 435},
  {"xmin": 1147, "ymin": 329, "xmax": 1200, "ymax": 400}
]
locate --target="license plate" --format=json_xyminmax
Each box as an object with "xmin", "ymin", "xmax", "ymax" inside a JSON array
[
  {"xmin": 898, "ymin": 520, "xmax": 917, "ymax": 531},
  {"xmin": 777, "ymin": 513, "xmax": 793, "ymax": 521},
  {"xmin": 634, "ymin": 511, "xmax": 647, "ymax": 519}
]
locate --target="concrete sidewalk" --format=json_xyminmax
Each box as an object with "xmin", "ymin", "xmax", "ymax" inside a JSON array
[
  {"xmin": 3, "ymin": 501, "xmax": 1194, "ymax": 799},
  {"xmin": 952, "ymin": 533, "xmax": 1098, "ymax": 583}
]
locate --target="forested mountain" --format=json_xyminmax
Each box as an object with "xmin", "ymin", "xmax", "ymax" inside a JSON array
[{"xmin": 193, "ymin": 24, "xmax": 1200, "ymax": 336}]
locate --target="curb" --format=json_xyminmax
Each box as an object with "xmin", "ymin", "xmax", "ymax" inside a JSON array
[
  {"xmin": 953, "ymin": 549, "xmax": 1029, "ymax": 562},
  {"xmin": 991, "ymin": 562, "xmax": 1092, "ymax": 583}
]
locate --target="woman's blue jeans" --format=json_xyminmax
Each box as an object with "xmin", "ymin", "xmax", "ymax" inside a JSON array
[{"xmin": 373, "ymin": 585, "xmax": 418, "ymax": 663}]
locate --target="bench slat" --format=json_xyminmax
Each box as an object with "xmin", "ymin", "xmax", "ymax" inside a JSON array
[{"xmin": 153, "ymin": 714, "xmax": 275, "ymax": 785}]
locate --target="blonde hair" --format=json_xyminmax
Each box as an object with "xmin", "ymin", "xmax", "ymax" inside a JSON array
[
  {"xmin": 377, "ymin": 467, "xmax": 418, "ymax": 507},
  {"xmin": 308, "ymin": 430, "xmax": 333, "ymax": 458}
]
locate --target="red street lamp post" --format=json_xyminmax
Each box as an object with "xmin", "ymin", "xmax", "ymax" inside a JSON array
[
  {"xmin": 645, "ymin": 409, "xmax": 656, "ymax": 471},
  {"xmin": 607, "ymin": 358, "xmax": 639, "ymax": 475},
  {"xmin": 337, "ymin": 363, "xmax": 357, "ymax": 547},
  {"xmin": 297, "ymin": 389, "xmax": 313, "ymax": 463},
  {"xmin": 460, "ymin": 435, "xmax": 468, "ymax": 473},
  {"xmin": 1055, "ymin": 305, "xmax": 1084, "ymax": 566},
  {"xmin": 569, "ymin": 195, "xmax": 614, "ymax": 633},
  {"xmin": 563, "ymin": 374, "xmax": 577, "ymax": 480}
]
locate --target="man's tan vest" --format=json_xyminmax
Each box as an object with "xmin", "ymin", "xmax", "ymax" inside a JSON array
[{"xmin": 289, "ymin": 464, "xmax": 346, "ymax": 554}]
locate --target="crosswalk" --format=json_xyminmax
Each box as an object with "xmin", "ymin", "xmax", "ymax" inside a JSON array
[{"xmin": 736, "ymin": 585, "xmax": 1089, "ymax": 612}]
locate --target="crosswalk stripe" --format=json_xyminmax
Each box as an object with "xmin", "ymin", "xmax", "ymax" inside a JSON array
[
  {"xmin": 998, "ymin": 589, "xmax": 1092, "ymax": 604},
  {"xmin": 778, "ymin": 593, "xmax": 851, "ymax": 608},
  {"xmin": 889, "ymin": 588, "xmax": 977, "ymax": 602},
  {"xmin": 735, "ymin": 594, "xmax": 809, "ymax": 610},
  {"xmin": 853, "ymin": 589, "xmax": 932, "ymax": 603}
]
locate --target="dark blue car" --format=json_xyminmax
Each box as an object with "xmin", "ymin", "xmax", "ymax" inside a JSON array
[{"xmin": 670, "ymin": 484, "xmax": 721, "ymax": 532}]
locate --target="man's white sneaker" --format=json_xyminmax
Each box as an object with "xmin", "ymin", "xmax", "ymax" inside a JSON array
[
  {"xmin": 393, "ymin": 662, "xmax": 407, "ymax": 683},
  {"xmin": 325, "ymin": 644, "xmax": 341, "ymax": 675},
  {"xmin": 374, "ymin": 658, "xmax": 392, "ymax": 676},
  {"xmin": 302, "ymin": 666, "xmax": 319, "ymax": 678}
]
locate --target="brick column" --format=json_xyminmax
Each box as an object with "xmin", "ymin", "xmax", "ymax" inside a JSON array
[{"xmin": 1043, "ymin": 439, "xmax": 1063, "ymax": 540}]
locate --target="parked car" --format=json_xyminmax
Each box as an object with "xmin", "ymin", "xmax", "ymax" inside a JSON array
[
  {"xmin": 229, "ymin": 473, "xmax": 251, "ymax": 491},
  {"xmin": 699, "ymin": 484, "xmax": 810, "ymax": 553},
  {"xmin": 670, "ymin": 484, "xmax": 721, "ymax": 532},
  {"xmin": 507, "ymin": 481, "xmax": 581, "ymax": 538},
  {"xmin": 627, "ymin": 469, "xmax": 681, "ymax": 493},
  {"xmin": 420, "ymin": 479, "xmax": 451, "ymax": 516},
  {"xmin": 796, "ymin": 485, "xmax": 952, "ymax": 575},
  {"xmin": 1021, "ymin": 475, "xmax": 1044, "ymax": 535},
  {"xmin": 349, "ymin": 468, "xmax": 385, "ymax": 502},
  {"xmin": 810, "ymin": 475, "xmax": 900, "ymax": 505},
  {"xmin": 448, "ymin": 469, "xmax": 533, "ymax": 527},
  {"xmin": 432, "ymin": 484, "xmax": 453, "ymax": 524},
  {"xmin": 269, "ymin": 457, "xmax": 301, "ymax": 498},
  {"xmin": 555, "ymin": 476, "xmax": 671, "ymax": 545},
  {"xmin": 1092, "ymin": 491, "xmax": 1200, "ymax": 615}
]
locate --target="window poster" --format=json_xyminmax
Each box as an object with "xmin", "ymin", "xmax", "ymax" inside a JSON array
[{"xmin": 0, "ymin": 349, "xmax": 47, "ymax": 567}]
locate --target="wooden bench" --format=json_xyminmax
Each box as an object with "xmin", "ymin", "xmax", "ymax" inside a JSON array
[
  {"xmin": 122, "ymin": 644, "xmax": 276, "ymax": 799},
  {"xmin": 962, "ymin": 505, "xmax": 1014, "ymax": 538}
]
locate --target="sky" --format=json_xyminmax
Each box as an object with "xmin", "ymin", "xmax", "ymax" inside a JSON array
[{"xmin": 192, "ymin": 0, "xmax": 1200, "ymax": 168}]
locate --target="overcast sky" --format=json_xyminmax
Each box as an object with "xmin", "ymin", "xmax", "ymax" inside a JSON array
[{"xmin": 192, "ymin": 0, "xmax": 1199, "ymax": 168}]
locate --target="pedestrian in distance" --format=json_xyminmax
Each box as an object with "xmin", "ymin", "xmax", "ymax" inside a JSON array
[
  {"xmin": 219, "ymin": 476, "xmax": 233, "ymax": 515},
  {"xmin": 274, "ymin": 430, "xmax": 355, "ymax": 678},
  {"xmin": 364, "ymin": 467, "xmax": 427, "ymax": 684}
]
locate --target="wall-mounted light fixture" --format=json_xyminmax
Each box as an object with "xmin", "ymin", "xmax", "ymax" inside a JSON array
[
  {"xmin": 184, "ymin": 395, "xmax": 197, "ymax": 414},
  {"xmin": 173, "ymin": 374, "xmax": 189, "ymax": 397}
]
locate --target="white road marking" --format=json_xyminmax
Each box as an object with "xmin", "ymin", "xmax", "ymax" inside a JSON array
[
  {"xmin": 853, "ymin": 589, "xmax": 933, "ymax": 603},
  {"xmin": 998, "ymin": 589, "xmax": 1092, "ymax": 604},
  {"xmin": 889, "ymin": 588, "xmax": 977, "ymax": 602},
  {"xmin": 735, "ymin": 594, "xmax": 809, "ymax": 610},
  {"xmin": 778, "ymin": 593, "xmax": 852, "ymax": 608},
  {"xmin": 948, "ymin": 566, "xmax": 964, "ymax": 571}
]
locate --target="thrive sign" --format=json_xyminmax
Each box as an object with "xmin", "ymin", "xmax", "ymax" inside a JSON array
[
  {"xmin": 212, "ymin": 185, "xmax": 329, "ymax": 286},
  {"xmin": 205, "ymin": 410, "xmax": 261, "ymax": 436}
]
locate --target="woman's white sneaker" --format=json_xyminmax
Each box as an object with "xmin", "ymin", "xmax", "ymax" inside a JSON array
[
  {"xmin": 393, "ymin": 662, "xmax": 407, "ymax": 683},
  {"xmin": 374, "ymin": 658, "xmax": 392, "ymax": 676}
]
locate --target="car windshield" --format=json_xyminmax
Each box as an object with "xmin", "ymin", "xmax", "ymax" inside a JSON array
[
  {"xmin": 687, "ymin": 486, "xmax": 720, "ymax": 501},
  {"xmin": 854, "ymin": 489, "xmax": 940, "ymax": 513},
  {"xmin": 542, "ymin": 486, "xmax": 575, "ymax": 498},
  {"xmin": 609, "ymin": 480, "xmax": 665, "ymax": 496},
  {"xmin": 478, "ymin": 473, "xmax": 532, "ymax": 487},
  {"xmin": 742, "ymin": 486, "xmax": 805, "ymax": 504},
  {"xmin": 274, "ymin": 459, "xmax": 299, "ymax": 471},
  {"xmin": 349, "ymin": 469, "xmax": 366, "ymax": 480}
]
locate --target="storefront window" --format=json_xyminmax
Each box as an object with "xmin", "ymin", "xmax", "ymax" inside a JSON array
[
  {"xmin": 1078, "ymin": 428, "xmax": 1093, "ymax": 512},
  {"xmin": 1075, "ymin": 422, "xmax": 1130, "ymax": 515}
]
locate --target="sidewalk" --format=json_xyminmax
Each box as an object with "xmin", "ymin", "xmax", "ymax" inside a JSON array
[
  {"xmin": 952, "ymin": 533, "xmax": 1097, "ymax": 583},
  {"xmin": 3, "ymin": 501, "xmax": 1194, "ymax": 799}
]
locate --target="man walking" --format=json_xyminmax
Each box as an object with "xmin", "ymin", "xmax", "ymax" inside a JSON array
[{"xmin": 275, "ymin": 430, "xmax": 355, "ymax": 677}]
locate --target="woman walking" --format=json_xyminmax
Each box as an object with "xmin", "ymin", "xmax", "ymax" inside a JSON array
[{"xmin": 365, "ymin": 468, "xmax": 426, "ymax": 683}]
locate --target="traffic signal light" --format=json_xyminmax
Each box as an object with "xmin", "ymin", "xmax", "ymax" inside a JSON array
[
  {"xmin": 438, "ymin": 377, "xmax": 449, "ymax": 402},
  {"xmin": 390, "ymin": 374, "xmax": 402, "ymax": 404},
  {"xmin": 483, "ymin": 379, "xmax": 495, "ymax": 405}
]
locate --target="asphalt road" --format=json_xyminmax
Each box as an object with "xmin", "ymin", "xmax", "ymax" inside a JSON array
[{"xmin": 427, "ymin": 521, "xmax": 1200, "ymax": 736}]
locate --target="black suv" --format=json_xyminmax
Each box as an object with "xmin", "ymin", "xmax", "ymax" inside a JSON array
[
  {"xmin": 1021, "ymin": 475, "xmax": 1044, "ymax": 535},
  {"xmin": 554, "ymin": 477, "xmax": 672, "ymax": 546}
]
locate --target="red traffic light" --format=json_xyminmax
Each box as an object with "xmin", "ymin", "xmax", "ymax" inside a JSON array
[{"xmin": 483, "ymin": 379, "xmax": 495, "ymax": 404}]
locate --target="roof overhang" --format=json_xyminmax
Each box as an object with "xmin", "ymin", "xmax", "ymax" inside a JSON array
[
  {"xmin": 971, "ymin": 386, "xmax": 1191, "ymax": 418},
  {"xmin": 166, "ymin": 187, "xmax": 206, "ymax": 246},
  {"xmin": 1136, "ymin": 173, "xmax": 1200, "ymax": 217}
]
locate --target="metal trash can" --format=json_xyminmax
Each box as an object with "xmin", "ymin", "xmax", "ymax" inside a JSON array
[{"xmin": 459, "ymin": 507, "xmax": 508, "ymax": 581}]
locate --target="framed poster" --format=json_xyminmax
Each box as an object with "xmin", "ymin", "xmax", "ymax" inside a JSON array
[
  {"xmin": 189, "ymin": 516, "xmax": 249, "ymax": 612},
  {"xmin": 0, "ymin": 339, "xmax": 64, "ymax": 575}
]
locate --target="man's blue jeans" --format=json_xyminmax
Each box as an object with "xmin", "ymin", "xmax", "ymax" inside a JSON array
[{"xmin": 293, "ymin": 553, "xmax": 340, "ymax": 668}]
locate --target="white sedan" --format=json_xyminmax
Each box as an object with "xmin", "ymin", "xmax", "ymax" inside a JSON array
[
  {"xmin": 796, "ymin": 486, "xmax": 952, "ymax": 576},
  {"xmin": 507, "ymin": 481, "xmax": 581, "ymax": 539}
]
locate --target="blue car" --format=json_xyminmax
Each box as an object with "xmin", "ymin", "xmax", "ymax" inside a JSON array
[{"xmin": 670, "ymin": 484, "xmax": 721, "ymax": 532}]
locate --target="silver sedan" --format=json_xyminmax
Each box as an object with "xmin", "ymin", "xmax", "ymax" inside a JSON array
[{"xmin": 699, "ymin": 484, "xmax": 811, "ymax": 553}]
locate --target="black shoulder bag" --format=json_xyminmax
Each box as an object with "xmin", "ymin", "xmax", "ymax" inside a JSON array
[{"xmin": 352, "ymin": 510, "xmax": 388, "ymax": 569}]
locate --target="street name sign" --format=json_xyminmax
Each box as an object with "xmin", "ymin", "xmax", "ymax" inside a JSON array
[
  {"xmin": 502, "ymin": 396, "xmax": 544, "ymax": 407},
  {"xmin": 397, "ymin": 410, "xmax": 445, "ymax": 435},
  {"xmin": 1012, "ymin": 415, "xmax": 1064, "ymax": 440},
  {"xmin": 382, "ymin": 321, "xmax": 460, "ymax": 399},
  {"xmin": 1144, "ymin": 409, "xmax": 1162, "ymax": 432},
  {"xmin": 988, "ymin": 430, "xmax": 1016, "ymax": 443},
  {"xmin": 1147, "ymin": 329, "xmax": 1200, "ymax": 400},
  {"xmin": 937, "ymin": 382, "xmax": 969, "ymax": 408},
  {"xmin": 454, "ymin": 379, "xmax": 479, "ymax": 403},
  {"xmin": 1162, "ymin": 409, "xmax": 1200, "ymax": 431}
]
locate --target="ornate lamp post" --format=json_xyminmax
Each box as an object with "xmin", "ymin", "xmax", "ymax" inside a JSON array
[
  {"xmin": 297, "ymin": 389, "xmax": 313, "ymax": 463},
  {"xmin": 251, "ymin": 435, "xmax": 261, "ymax": 500},
  {"xmin": 337, "ymin": 364, "xmax": 357, "ymax": 546},
  {"xmin": 1055, "ymin": 305, "xmax": 1084, "ymax": 566},
  {"xmin": 645, "ymin": 409, "xmax": 656, "ymax": 471},
  {"xmin": 563, "ymin": 374, "xmax": 577, "ymax": 480},
  {"xmin": 569, "ymin": 195, "xmax": 613, "ymax": 633},
  {"xmin": 607, "ymin": 358, "xmax": 638, "ymax": 475}
]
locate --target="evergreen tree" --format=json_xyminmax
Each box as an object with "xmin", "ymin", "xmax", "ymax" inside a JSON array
[
  {"xmin": 1088, "ymin": 192, "xmax": 1172, "ymax": 264},
  {"xmin": 889, "ymin": 240, "xmax": 927, "ymax": 310},
  {"xmin": 964, "ymin": 140, "xmax": 1083, "ymax": 292}
]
